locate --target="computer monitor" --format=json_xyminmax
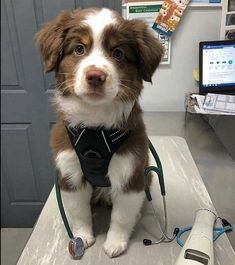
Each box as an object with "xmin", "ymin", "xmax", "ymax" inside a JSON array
[{"xmin": 199, "ymin": 40, "xmax": 235, "ymax": 95}]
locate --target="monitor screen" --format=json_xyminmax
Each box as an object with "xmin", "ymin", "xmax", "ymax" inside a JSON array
[{"xmin": 199, "ymin": 40, "xmax": 235, "ymax": 95}]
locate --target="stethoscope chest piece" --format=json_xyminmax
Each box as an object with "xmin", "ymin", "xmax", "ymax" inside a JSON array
[{"xmin": 68, "ymin": 237, "xmax": 85, "ymax": 259}]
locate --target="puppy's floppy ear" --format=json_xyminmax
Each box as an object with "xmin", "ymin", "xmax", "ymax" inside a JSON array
[
  {"xmin": 130, "ymin": 20, "xmax": 164, "ymax": 82},
  {"xmin": 36, "ymin": 11, "xmax": 72, "ymax": 72}
]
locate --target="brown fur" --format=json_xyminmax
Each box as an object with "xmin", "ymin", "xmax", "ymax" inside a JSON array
[
  {"xmin": 36, "ymin": 8, "xmax": 162, "ymax": 193},
  {"xmin": 50, "ymin": 121, "xmax": 73, "ymax": 159},
  {"xmin": 36, "ymin": 9, "xmax": 99, "ymax": 72},
  {"xmin": 57, "ymin": 172, "xmax": 77, "ymax": 192},
  {"xmin": 102, "ymin": 19, "xmax": 164, "ymax": 83}
]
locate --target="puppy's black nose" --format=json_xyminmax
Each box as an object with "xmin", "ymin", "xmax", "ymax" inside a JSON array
[{"xmin": 86, "ymin": 70, "xmax": 107, "ymax": 87}]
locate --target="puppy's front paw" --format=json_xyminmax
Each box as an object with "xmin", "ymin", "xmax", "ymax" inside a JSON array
[
  {"xmin": 74, "ymin": 228, "xmax": 95, "ymax": 249},
  {"xmin": 81, "ymin": 234, "xmax": 96, "ymax": 249},
  {"xmin": 103, "ymin": 238, "xmax": 127, "ymax": 258}
]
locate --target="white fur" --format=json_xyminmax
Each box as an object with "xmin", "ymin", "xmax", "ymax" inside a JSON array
[
  {"xmin": 55, "ymin": 149, "xmax": 83, "ymax": 189},
  {"xmin": 74, "ymin": 50, "xmax": 119, "ymax": 105},
  {"xmin": 74, "ymin": 9, "xmax": 119, "ymax": 105},
  {"xmin": 62, "ymin": 185, "xmax": 95, "ymax": 249},
  {"xmin": 102, "ymin": 152, "xmax": 145, "ymax": 257},
  {"xmin": 84, "ymin": 8, "xmax": 117, "ymax": 39},
  {"xmin": 103, "ymin": 190, "xmax": 145, "ymax": 257},
  {"xmin": 108, "ymin": 151, "xmax": 135, "ymax": 192},
  {"xmin": 92, "ymin": 152, "xmax": 136, "ymax": 204},
  {"xmin": 54, "ymin": 91, "xmax": 134, "ymax": 128}
]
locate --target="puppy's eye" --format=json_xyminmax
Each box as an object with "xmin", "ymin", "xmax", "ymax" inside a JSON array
[
  {"xmin": 112, "ymin": 48, "xmax": 125, "ymax": 61},
  {"xmin": 74, "ymin": 44, "xmax": 85, "ymax": 56}
]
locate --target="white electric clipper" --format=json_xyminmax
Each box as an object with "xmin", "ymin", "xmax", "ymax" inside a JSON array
[{"xmin": 175, "ymin": 209, "xmax": 216, "ymax": 265}]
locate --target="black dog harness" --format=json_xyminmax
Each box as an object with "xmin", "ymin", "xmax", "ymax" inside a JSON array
[{"xmin": 66, "ymin": 126, "xmax": 130, "ymax": 187}]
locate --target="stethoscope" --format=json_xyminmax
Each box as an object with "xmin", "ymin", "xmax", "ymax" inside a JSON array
[{"xmin": 55, "ymin": 138, "xmax": 179, "ymax": 259}]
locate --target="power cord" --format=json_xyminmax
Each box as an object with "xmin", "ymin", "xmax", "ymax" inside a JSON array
[{"xmin": 176, "ymin": 218, "xmax": 233, "ymax": 247}]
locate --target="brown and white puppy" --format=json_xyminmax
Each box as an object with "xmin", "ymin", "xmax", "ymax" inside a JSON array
[{"xmin": 36, "ymin": 8, "xmax": 163, "ymax": 258}]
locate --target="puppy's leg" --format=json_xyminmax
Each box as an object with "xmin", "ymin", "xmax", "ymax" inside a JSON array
[
  {"xmin": 103, "ymin": 190, "xmax": 145, "ymax": 258},
  {"xmin": 56, "ymin": 150, "xmax": 95, "ymax": 248},
  {"xmin": 61, "ymin": 187, "xmax": 95, "ymax": 249}
]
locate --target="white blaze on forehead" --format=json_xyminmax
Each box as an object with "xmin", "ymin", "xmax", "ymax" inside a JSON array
[
  {"xmin": 79, "ymin": 50, "xmax": 111, "ymax": 70},
  {"xmin": 83, "ymin": 8, "xmax": 117, "ymax": 40}
]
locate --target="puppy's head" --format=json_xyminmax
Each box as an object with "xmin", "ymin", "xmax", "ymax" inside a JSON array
[{"xmin": 36, "ymin": 8, "xmax": 163, "ymax": 106}]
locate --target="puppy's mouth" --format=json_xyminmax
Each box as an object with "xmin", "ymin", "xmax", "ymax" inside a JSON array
[
  {"xmin": 83, "ymin": 86, "xmax": 105, "ymax": 97},
  {"xmin": 78, "ymin": 84, "xmax": 116, "ymax": 106}
]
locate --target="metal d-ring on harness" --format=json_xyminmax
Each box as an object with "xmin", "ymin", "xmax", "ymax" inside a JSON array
[{"xmin": 55, "ymin": 138, "xmax": 177, "ymax": 259}]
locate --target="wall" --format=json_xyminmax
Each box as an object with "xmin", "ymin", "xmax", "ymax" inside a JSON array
[{"xmin": 124, "ymin": 6, "xmax": 222, "ymax": 111}]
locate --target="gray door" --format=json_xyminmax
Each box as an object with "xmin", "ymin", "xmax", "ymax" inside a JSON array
[{"xmin": 1, "ymin": 0, "xmax": 121, "ymax": 227}]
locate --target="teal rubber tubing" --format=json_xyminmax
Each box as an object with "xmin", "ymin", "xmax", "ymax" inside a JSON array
[
  {"xmin": 176, "ymin": 225, "xmax": 233, "ymax": 247},
  {"xmin": 145, "ymin": 139, "xmax": 166, "ymax": 196},
  {"xmin": 55, "ymin": 173, "xmax": 74, "ymax": 239}
]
